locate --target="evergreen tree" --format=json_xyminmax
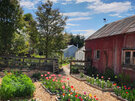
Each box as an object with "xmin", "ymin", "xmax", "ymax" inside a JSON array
[
  {"xmin": 0, "ymin": 0, "xmax": 23, "ymax": 55},
  {"xmin": 36, "ymin": 0, "xmax": 67, "ymax": 58}
]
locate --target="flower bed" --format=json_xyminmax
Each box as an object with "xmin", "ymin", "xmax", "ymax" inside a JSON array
[
  {"xmin": 41, "ymin": 72, "xmax": 67, "ymax": 95},
  {"xmin": 56, "ymin": 85, "xmax": 98, "ymax": 101},
  {"xmin": 0, "ymin": 71, "xmax": 35, "ymax": 100},
  {"xmin": 71, "ymin": 73, "xmax": 87, "ymax": 81},
  {"xmin": 85, "ymin": 76, "xmax": 114, "ymax": 92},
  {"xmin": 41, "ymin": 73, "xmax": 98, "ymax": 101},
  {"xmin": 112, "ymin": 84, "xmax": 135, "ymax": 101}
]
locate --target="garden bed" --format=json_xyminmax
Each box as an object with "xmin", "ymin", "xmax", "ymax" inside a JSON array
[
  {"xmin": 41, "ymin": 83, "xmax": 56, "ymax": 95},
  {"xmin": 70, "ymin": 74, "xmax": 87, "ymax": 81},
  {"xmin": 111, "ymin": 93, "xmax": 128, "ymax": 101},
  {"xmin": 84, "ymin": 81, "xmax": 114, "ymax": 92}
]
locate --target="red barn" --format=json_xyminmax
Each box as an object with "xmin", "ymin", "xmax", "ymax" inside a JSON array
[{"xmin": 85, "ymin": 15, "xmax": 135, "ymax": 80}]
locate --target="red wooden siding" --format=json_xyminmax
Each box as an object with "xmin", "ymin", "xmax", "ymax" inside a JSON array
[{"xmin": 85, "ymin": 33, "xmax": 135, "ymax": 80}]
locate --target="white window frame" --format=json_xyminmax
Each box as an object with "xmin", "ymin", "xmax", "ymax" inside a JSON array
[
  {"xmin": 123, "ymin": 50, "xmax": 135, "ymax": 65},
  {"xmin": 94, "ymin": 50, "xmax": 100, "ymax": 59}
]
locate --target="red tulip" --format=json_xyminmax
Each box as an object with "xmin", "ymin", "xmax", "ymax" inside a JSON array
[{"xmin": 71, "ymin": 86, "xmax": 73, "ymax": 88}]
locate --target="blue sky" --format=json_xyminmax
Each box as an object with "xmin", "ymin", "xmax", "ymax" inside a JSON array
[{"xmin": 20, "ymin": 0, "xmax": 135, "ymax": 38}]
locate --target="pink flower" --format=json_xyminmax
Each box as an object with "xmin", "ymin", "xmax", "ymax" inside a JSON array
[
  {"xmin": 63, "ymin": 76, "xmax": 66, "ymax": 79},
  {"xmin": 49, "ymin": 76, "xmax": 51, "ymax": 79},
  {"xmin": 62, "ymin": 85, "xmax": 65, "ymax": 89},
  {"xmin": 60, "ymin": 80, "xmax": 63, "ymax": 82},
  {"xmin": 41, "ymin": 75, "xmax": 43, "ymax": 77},
  {"xmin": 44, "ymin": 74, "xmax": 47, "ymax": 76},
  {"xmin": 128, "ymin": 87, "xmax": 131, "ymax": 90},
  {"xmin": 53, "ymin": 79, "xmax": 55, "ymax": 82},
  {"xmin": 56, "ymin": 80, "xmax": 58, "ymax": 82},
  {"xmin": 58, "ymin": 74, "xmax": 61, "ymax": 77},
  {"xmin": 47, "ymin": 72, "xmax": 50, "ymax": 74},
  {"xmin": 67, "ymin": 78, "xmax": 69, "ymax": 80},
  {"xmin": 84, "ymin": 92, "xmax": 86, "ymax": 95},
  {"xmin": 46, "ymin": 77, "xmax": 48, "ymax": 80},
  {"xmin": 54, "ymin": 77, "xmax": 57, "ymax": 79},
  {"xmin": 101, "ymin": 76, "xmax": 104, "ymax": 79}
]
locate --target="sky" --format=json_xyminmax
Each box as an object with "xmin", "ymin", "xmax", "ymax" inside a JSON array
[{"xmin": 20, "ymin": 0, "xmax": 135, "ymax": 38}]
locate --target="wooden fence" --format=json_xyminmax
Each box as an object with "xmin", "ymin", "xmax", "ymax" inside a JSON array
[
  {"xmin": 0, "ymin": 56, "xmax": 59, "ymax": 73},
  {"xmin": 69, "ymin": 60, "xmax": 91, "ymax": 74}
]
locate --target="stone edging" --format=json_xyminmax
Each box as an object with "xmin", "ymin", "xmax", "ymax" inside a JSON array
[
  {"xmin": 55, "ymin": 97, "xmax": 59, "ymax": 101},
  {"xmin": 41, "ymin": 84, "xmax": 56, "ymax": 95},
  {"xmin": 110, "ymin": 93, "xmax": 128, "ymax": 101},
  {"xmin": 70, "ymin": 74, "xmax": 86, "ymax": 81},
  {"xmin": 84, "ymin": 81, "xmax": 114, "ymax": 92}
]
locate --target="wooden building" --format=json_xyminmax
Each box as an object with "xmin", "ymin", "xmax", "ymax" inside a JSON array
[{"xmin": 85, "ymin": 15, "xmax": 135, "ymax": 80}]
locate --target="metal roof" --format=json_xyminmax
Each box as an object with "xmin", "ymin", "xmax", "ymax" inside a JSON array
[{"xmin": 86, "ymin": 15, "xmax": 135, "ymax": 40}]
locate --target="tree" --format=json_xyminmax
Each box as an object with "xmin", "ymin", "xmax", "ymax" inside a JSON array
[
  {"xmin": 23, "ymin": 13, "xmax": 39, "ymax": 54},
  {"xmin": 0, "ymin": 0, "xmax": 23, "ymax": 55},
  {"xmin": 36, "ymin": 0, "xmax": 67, "ymax": 58},
  {"xmin": 69, "ymin": 34, "xmax": 85, "ymax": 48},
  {"xmin": 11, "ymin": 32, "xmax": 29, "ymax": 55}
]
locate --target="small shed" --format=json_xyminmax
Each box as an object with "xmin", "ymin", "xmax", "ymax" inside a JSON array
[
  {"xmin": 63, "ymin": 45, "xmax": 78, "ymax": 58},
  {"xmin": 75, "ymin": 46, "xmax": 85, "ymax": 60}
]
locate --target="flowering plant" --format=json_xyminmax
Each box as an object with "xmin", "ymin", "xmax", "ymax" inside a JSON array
[{"xmin": 113, "ymin": 84, "xmax": 135, "ymax": 101}]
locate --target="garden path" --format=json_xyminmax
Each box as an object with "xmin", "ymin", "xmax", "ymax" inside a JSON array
[
  {"xmin": 32, "ymin": 82, "xmax": 56, "ymax": 101},
  {"xmin": 62, "ymin": 64, "xmax": 120, "ymax": 101}
]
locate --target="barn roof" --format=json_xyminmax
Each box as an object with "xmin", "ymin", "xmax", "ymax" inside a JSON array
[{"xmin": 86, "ymin": 15, "xmax": 135, "ymax": 40}]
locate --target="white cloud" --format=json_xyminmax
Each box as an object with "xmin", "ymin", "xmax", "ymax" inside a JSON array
[
  {"xmin": 75, "ymin": 0, "xmax": 132, "ymax": 17},
  {"xmin": 20, "ymin": 0, "xmax": 36, "ymax": 9},
  {"xmin": 88, "ymin": 1, "xmax": 131, "ymax": 14},
  {"xmin": 76, "ymin": 0, "xmax": 100, "ymax": 3},
  {"xmin": 68, "ymin": 17, "xmax": 91, "ymax": 22},
  {"xmin": 67, "ymin": 23, "xmax": 79, "ymax": 26},
  {"xmin": 20, "ymin": 0, "xmax": 57, "ymax": 9},
  {"xmin": 72, "ymin": 29, "xmax": 96, "ymax": 38},
  {"xmin": 63, "ymin": 12, "xmax": 91, "ymax": 17},
  {"xmin": 50, "ymin": 0, "xmax": 57, "ymax": 3},
  {"xmin": 109, "ymin": 14, "xmax": 122, "ymax": 18}
]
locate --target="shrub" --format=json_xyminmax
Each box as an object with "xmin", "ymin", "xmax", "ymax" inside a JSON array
[
  {"xmin": 31, "ymin": 72, "xmax": 41, "ymax": 80},
  {"xmin": 117, "ymin": 73, "xmax": 131, "ymax": 86},
  {"xmin": 0, "ymin": 72, "xmax": 35, "ymax": 100},
  {"xmin": 86, "ymin": 66, "xmax": 98, "ymax": 76},
  {"xmin": 80, "ymin": 72, "xmax": 84, "ymax": 78},
  {"xmin": 70, "ymin": 66, "xmax": 79, "ymax": 74},
  {"xmin": 103, "ymin": 67, "xmax": 115, "ymax": 81}
]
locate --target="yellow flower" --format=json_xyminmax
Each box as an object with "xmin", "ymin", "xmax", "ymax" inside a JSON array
[
  {"xmin": 89, "ymin": 93, "xmax": 92, "ymax": 97},
  {"xmin": 8, "ymin": 73, "xmax": 12, "ymax": 75}
]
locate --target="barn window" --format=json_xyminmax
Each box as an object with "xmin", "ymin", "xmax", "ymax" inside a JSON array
[
  {"xmin": 123, "ymin": 50, "xmax": 135, "ymax": 65},
  {"xmin": 133, "ymin": 52, "xmax": 135, "ymax": 65},
  {"xmin": 125, "ymin": 52, "xmax": 130, "ymax": 64},
  {"xmin": 95, "ymin": 50, "xmax": 100, "ymax": 59}
]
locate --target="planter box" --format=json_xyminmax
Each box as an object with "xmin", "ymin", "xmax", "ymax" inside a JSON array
[
  {"xmin": 111, "ymin": 93, "xmax": 128, "ymax": 101},
  {"xmin": 41, "ymin": 84, "xmax": 56, "ymax": 95},
  {"xmin": 71, "ymin": 74, "xmax": 86, "ymax": 81},
  {"xmin": 55, "ymin": 97, "xmax": 60, "ymax": 101},
  {"xmin": 84, "ymin": 81, "xmax": 113, "ymax": 92}
]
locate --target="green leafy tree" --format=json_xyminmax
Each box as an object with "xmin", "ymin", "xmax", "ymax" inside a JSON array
[
  {"xmin": 23, "ymin": 13, "xmax": 39, "ymax": 54},
  {"xmin": 36, "ymin": 0, "xmax": 67, "ymax": 58},
  {"xmin": 11, "ymin": 32, "xmax": 30, "ymax": 56},
  {"xmin": 0, "ymin": 0, "xmax": 23, "ymax": 55},
  {"xmin": 69, "ymin": 34, "xmax": 85, "ymax": 48}
]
